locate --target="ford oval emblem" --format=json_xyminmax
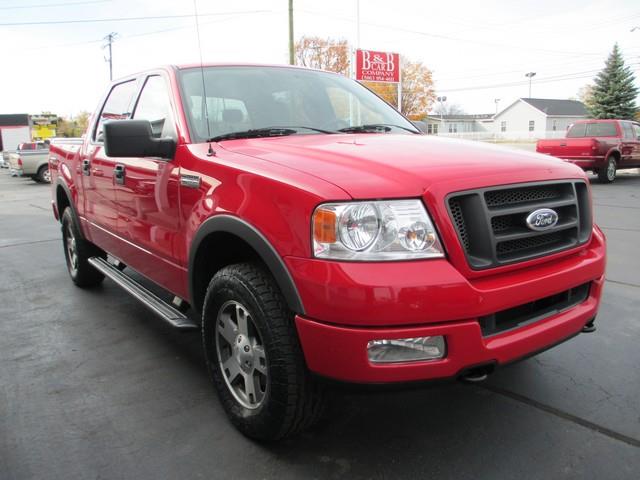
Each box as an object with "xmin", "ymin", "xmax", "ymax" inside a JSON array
[{"xmin": 525, "ymin": 208, "xmax": 559, "ymax": 231}]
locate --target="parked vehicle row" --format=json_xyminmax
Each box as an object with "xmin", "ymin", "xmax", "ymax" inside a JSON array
[
  {"xmin": 50, "ymin": 64, "xmax": 605, "ymax": 440},
  {"xmin": 536, "ymin": 119, "xmax": 640, "ymax": 183},
  {"xmin": 8, "ymin": 141, "xmax": 51, "ymax": 182}
]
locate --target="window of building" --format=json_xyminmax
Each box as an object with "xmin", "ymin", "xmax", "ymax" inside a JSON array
[
  {"xmin": 529, "ymin": 120, "xmax": 535, "ymax": 132},
  {"xmin": 427, "ymin": 124, "xmax": 432, "ymax": 134},
  {"xmin": 500, "ymin": 121, "xmax": 506, "ymax": 132},
  {"xmin": 433, "ymin": 123, "xmax": 439, "ymax": 135},
  {"xmin": 552, "ymin": 120, "xmax": 557, "ymax": 131},
  {"xmin": 94, "ymin": 79, "xmax": 138, "ymax": 142}
]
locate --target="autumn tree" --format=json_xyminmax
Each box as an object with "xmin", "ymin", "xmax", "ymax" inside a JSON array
[
  {"xmin": 294, "ymin": 36, "xmax": 436, "ymax": 117},
  {"xmin": 364, "ymin": 60, "xmax": 436, "ymax": 116},
  {"xmin": 576, "ymin": 84, "xmax": 595, "ymax": 112},
  {"xmin": 294, "ymin": 36, "xmax": 349, "ymax": 76},
  {"xmin": 57, "ymin": 111, "xmax": 91, "ymax": 137}
]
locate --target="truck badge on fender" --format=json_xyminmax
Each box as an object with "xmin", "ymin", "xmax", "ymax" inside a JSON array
[{"xmin": 180, "ymin": 174, "xmax": 201, "ymax": 189}]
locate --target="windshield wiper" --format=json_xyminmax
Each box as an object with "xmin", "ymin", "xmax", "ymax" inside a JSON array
[
  {"xmin": 338, "ymin": 123, "xmax": 418, "ymax": 134},
  {"xmin": 207, "ymin": 127, "xmax": 298, "ymax": 142},
  {"xmin": 208, "ymin": 126, "xmax": 336, "ymax": 143}
]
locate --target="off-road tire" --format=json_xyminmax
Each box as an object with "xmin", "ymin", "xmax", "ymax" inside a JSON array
[
  {"xmin": 61, "ymin": 208, "xmax": 105, "ymax": 287},
  {"xmin": 597, "ymin": 157, "xmax": 616, "ymax": 183},
  {"xmin": 202, "ymin": 263, "xmax": 325, "ymax": 441}
]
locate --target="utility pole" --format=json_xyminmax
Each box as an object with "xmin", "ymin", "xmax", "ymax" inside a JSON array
[
  {"xmin": 525, "ymin": 72, "xmax": 536, "ymax": 98},
  {"xmin": 356, "ymin": 0, "xmax": 360, "ymax": 48},
  {"xmin": 103, "ymin": 32, "xmax": 118, "ymax": 81},
  {"xmin": 288, "ymin": 0, "xmax": 294, "ymax": 65}
]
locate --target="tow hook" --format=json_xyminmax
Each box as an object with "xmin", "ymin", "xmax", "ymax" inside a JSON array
[
  {"xmin": 459, "ymin": 364, "xmax": 494, "ymax": 383},
  {"xmin": 582, "ymin": 318, "xmax": 596, "ymax": 333}
]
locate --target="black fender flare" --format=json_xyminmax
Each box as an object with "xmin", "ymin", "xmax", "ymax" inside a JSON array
[
  {"xmin": 188, "ymin": 215, "xmax": 305, "ymax": 314},
  {"xmin": 54, "ymin": 178, "xmax": 83, "ymax": 234}
]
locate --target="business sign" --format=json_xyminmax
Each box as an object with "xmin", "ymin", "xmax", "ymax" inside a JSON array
[{"xmin": 355, "ymin": 49, "xmax": 400, "ymax": 83}]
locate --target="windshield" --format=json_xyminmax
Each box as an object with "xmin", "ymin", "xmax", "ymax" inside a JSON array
[
  {"xmin": 567, "ymin": 122, "xmax": 617, "ymax": 137},
  {"xmin": 178, "ymin": 66, "xmax": 418, "ymax": 142}
]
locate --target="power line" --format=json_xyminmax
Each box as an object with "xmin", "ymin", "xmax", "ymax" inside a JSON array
[
  {"xmin": 0, "ymin": 0, "xmax": 109, "ymax": 9},
  {"xmin": 298, "ymin": 8, "xmax": 624, "ymax": 58},
  {"xmin": 438, "ymin": 64, "xmax": 640, "ymax": 93},
  {"xmin": 17, "ymin": 12, "xmax": 277, "ymax": 51},
  {"xmin": 0, "ymin": 10, "xmax": 272, "ymax": 26}
]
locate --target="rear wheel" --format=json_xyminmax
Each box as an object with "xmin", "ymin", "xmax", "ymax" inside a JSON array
[
  {"xmin": 35, "ymin": 165, "xmax": 51, "ymax": 183},
  {"xmin": 202, "ymin": 263, "xmax": 325, "ymax": 440},
  {"xmin": 598, "ymin": 157, "xmax": 616, "ymax": 183},
  {"xmin": 61, "ymin": 208, "xmax": 105, "ymax": 287}
]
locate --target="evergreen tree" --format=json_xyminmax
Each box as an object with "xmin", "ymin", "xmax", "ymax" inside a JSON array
[{"xmin": 588, "ymin": 44, "xmax": 638, "ymax": 119}]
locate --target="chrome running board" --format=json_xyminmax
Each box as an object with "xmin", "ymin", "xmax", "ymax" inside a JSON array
[{"xmin": 88, "ymin": 256, "xmax": 198, "ymax": 330}]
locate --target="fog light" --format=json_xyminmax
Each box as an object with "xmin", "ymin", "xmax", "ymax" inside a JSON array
[{"xmin": 367, "ymin": 336, "xmax": 446, "ymax": 364}]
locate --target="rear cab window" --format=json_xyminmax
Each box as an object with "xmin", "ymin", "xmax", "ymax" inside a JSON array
[{"xmin": 567, "ymin": 122, "xmax": 617, "ymax": 138}]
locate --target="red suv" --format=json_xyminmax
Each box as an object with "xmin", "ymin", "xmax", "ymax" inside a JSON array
[{"xmin": 49, "ymin": 65, "xmax": 606, "ymax": 440}]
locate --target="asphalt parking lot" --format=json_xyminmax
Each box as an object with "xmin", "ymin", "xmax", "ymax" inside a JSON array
[{"xmin": 1, "ymin": 165, "xmax": 639, "ymax": 479}]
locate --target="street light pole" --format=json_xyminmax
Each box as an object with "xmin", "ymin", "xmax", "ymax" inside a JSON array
[
  {"xmin": 437, "ymin": 96, "xmax": 447, "ymax": 134},
  {"xmin": 525, "ymin": 72, "xmax": 536, "ymax": 98}
]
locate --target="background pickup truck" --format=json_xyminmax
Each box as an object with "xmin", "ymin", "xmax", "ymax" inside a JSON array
[
  {"xmin": 536, "ymin": 119, "xmax": 640, "ymax": 183},
  {"xmin": 49, "ymin": 64, "xmax": 605, "ymax": 441},
  {"xmin": 9, "ymin": 141, "xmax": 51, "ymax": 182}
]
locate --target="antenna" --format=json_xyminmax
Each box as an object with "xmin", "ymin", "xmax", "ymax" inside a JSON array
[{"xmin": 193, "ymin": 0, "xmax": 215, "ymax": 156}]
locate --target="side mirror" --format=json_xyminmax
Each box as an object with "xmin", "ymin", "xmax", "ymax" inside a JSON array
[{"xmin": 103, "ymin": 119, "xmax": 175, "ymax": 159}]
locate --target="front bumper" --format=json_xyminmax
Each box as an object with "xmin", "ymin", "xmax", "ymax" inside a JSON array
[{"xmin": 289, "ymin": 228, "xmax": 606, "ymax": 383}]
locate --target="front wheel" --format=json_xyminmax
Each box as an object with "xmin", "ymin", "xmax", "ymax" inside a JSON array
[
  {"xmin": 202, "ymin": 263, "xmax": 325, "ymax": 440},
  {"xmin": 597, "ymin": 157, "xmax": 616, "ymax": 183}
]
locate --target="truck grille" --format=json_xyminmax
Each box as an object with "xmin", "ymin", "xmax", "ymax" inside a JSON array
[
  {"xmin": 478, "ymin": 282, "xmax": 591, "ymax": 337},
  {"xmin": 447, "ymin": 181, "xmax": 592, "ymax": 269}
]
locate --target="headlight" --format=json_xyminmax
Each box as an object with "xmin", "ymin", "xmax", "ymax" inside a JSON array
[{"xmin": 313, "ymin": 200, "xmax": 444, "ymax": 260}]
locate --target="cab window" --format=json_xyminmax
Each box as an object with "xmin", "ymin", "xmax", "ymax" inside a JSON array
[
  {"xmin": 132, "ymin": 75, "xmax": 177, "ymax": 140},
  {"xmin": 94, "ymin": 80, "xmax": 137, "ymax": 142}
]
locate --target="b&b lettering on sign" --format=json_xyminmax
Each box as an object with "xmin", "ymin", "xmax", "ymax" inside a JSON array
[{"xmin": 355, "ymin": 49, "xmax": 400, "ymax": 83}]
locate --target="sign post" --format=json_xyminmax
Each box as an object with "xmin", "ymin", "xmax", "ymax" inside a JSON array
[{"xmin": 355, "ymin": 49, "xmax": 401, "ymax": 112}]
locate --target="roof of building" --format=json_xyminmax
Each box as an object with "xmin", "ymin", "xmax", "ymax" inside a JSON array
[
  {"xmin": 520, "ymin": 98, "xmax": 587, "ymax": 116},
  {"xmin": 0, "ymin": 114, "xmax": 29, "ymax": 127},
  {"xmin": 424, "ymin": 113, "xmax": 494, "ymax": 121}
]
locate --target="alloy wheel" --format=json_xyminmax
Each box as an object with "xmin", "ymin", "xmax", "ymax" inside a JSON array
[{"xmin": 215, "ymin": 300, "xmax": 268, "ymax": 409}]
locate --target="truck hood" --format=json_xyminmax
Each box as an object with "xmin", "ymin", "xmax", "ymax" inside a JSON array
[{"xmin": 221, "ymin": 134, "xmax": 584, "ymax": 198}]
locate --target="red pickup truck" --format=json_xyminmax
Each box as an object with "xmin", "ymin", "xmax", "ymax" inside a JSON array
[
  {"xmin": 49, "ymin": 64, "xmax": 606, "ymax": 440},
  {"xmin": 537, "ymin": 119, "xmax": 640, "ymax": 183}
]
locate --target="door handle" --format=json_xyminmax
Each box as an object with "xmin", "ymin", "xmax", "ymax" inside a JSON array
[
  {"xmin": 114, "ymin": 164, "xmax": 126, "ymax": 185},
  {"xmin": 82, "ymin": 159, "xmax": 91, "ymax": 176}
]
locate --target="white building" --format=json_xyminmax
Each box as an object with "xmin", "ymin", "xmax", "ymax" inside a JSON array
[
  {"xmin": 423, "ymin": 98, "xmax": 588, "ymax": 141},
  {"xmin": 423, "ymin": 114, "xmax": 494, "ymax": 140},
  {"xmin": 493, "ymin": 98, "xmax": 587, "ymax": 140}
]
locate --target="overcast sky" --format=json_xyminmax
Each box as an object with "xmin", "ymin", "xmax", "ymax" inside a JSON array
[{"xmin": 0, "ymin": 0, "xmax": 638, "ymax": 118}]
